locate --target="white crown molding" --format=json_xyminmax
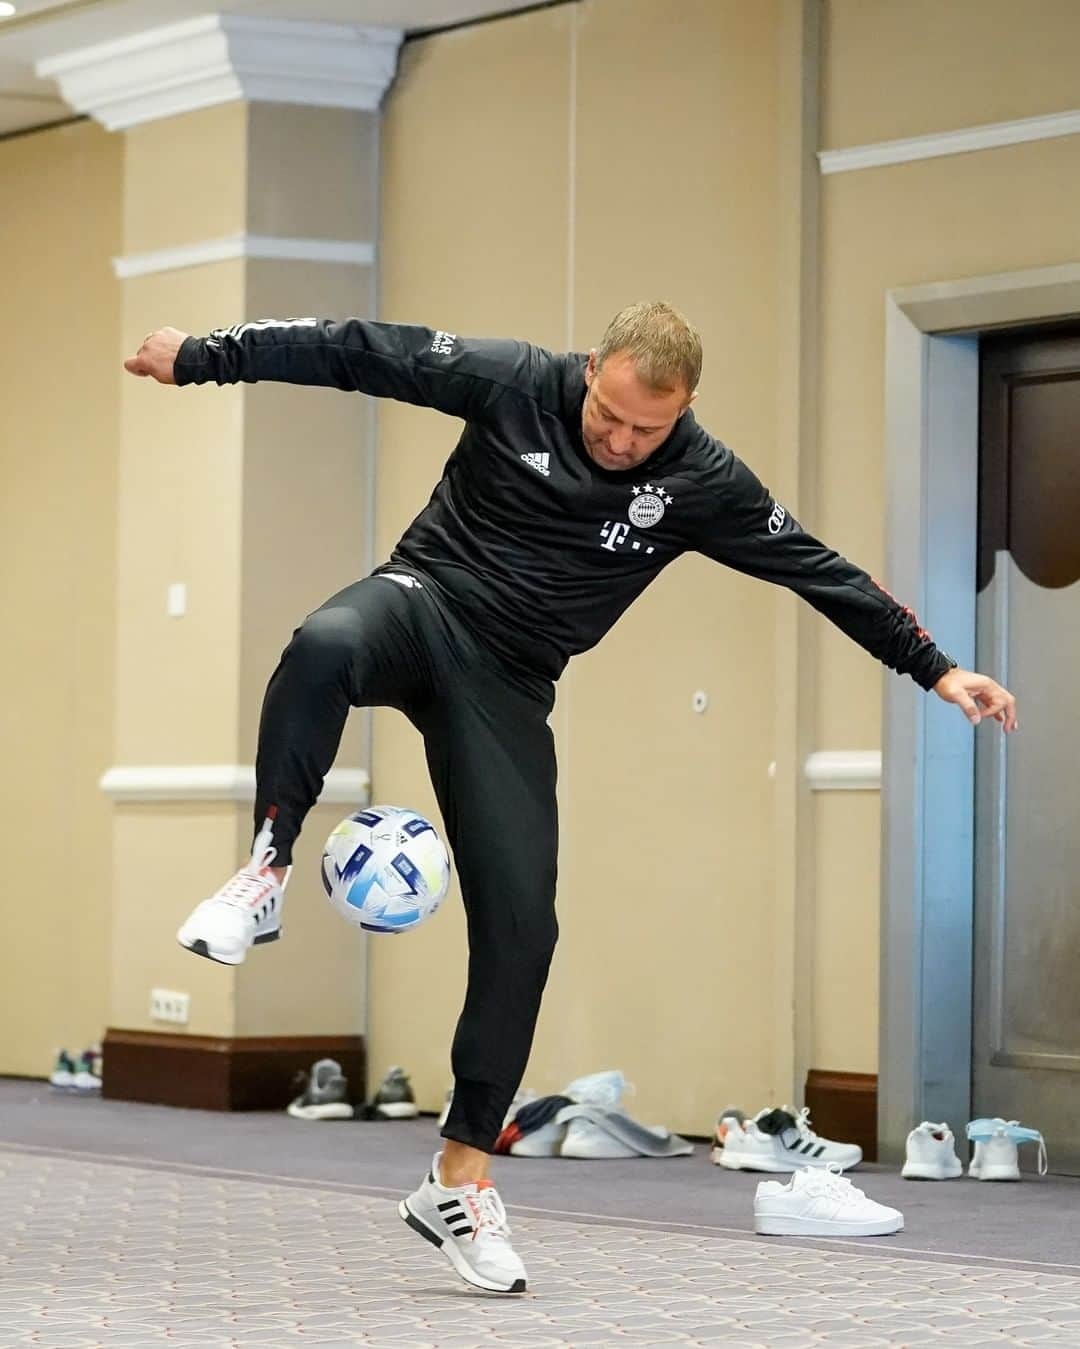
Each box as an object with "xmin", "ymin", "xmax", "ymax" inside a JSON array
[
  {"xmin": 804, "ymin": 751, "xmax": 881, "ymax": 791},
  {"xmin": 819, "ymin": 108, "xmax": 1080, "ymax": 175},
  {"xmin": 99, "ymin": 764, "xmax": 370, "ymax": 805},
  {"xmin": 36, "ymin": 14, "xmax": 402, "ymax": 131},
  {"xmin": 113, "ymin": 234, "xmax": 376, "ymax": 279}
]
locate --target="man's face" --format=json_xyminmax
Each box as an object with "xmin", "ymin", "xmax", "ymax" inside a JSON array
[{"xmin": 581, "ymin": 350, "xmax": 695, "ymax": 471}]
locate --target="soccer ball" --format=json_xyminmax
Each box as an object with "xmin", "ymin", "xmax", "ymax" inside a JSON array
[{"xmin": 321, "ymin": 806, "xmax": 450, "ymax": 934}]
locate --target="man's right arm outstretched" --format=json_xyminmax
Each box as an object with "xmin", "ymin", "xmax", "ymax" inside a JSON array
[{"xmin": 124, "ymin": 317, "xmax": 537, "ymax": 421}]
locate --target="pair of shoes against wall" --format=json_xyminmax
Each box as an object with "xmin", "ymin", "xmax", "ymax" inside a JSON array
[
  {"xmin": 287, "ymin": 1062, "xmax": 420, "ymax": 1121},
  {"xmin": 49, "ymin": 1047, "xmax": 102, "ymax": 1093},
  {"xmin": 903, "ymin": 1118, "xmax": 1048, "ymax": 1180}
]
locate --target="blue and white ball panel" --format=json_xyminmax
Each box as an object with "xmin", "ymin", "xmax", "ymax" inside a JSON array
[
  {"xmin": 321, "ymin": 814, "xmax": 378, "ymax": 897},
  {"xmin": 321, "ymin": 805, "xmax": 450, "ymax": 934}
]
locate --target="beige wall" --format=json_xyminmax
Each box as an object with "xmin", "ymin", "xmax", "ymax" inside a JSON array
[
  {"xmin": 822, "ymin": 0, "xmax": 1080, "ymax": 148},
  {"xmin": 0, "ymin": 121, "xmax": 122, "ymax": 1075}
]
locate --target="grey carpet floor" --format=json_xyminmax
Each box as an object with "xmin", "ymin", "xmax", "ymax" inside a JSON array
[
  {"xmin": 8, "ymin": 1144, "xmax": 1080, "ymax": 1347},
  {"xmin": 1, "ymin": 1080, "xmax": 1077, "ymax": 1272},
  {"xmin": 6, "ymin": 1081, "xmax": 1080, "ymax": 1347}
]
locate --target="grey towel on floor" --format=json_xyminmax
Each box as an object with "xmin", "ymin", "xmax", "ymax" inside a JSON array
[{"xmin": 556, "ymin": 1104, "xmax": 694, "ymax": 1157}]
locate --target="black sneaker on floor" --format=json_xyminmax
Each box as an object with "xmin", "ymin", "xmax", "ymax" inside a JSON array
[
  {"xmin": 372, "ymin": 1065, "xmax": 418, "ymax": 1119},
  {"xmin": 287, "ymin": 1058, "xmax": 355, "ymax": 1120}
]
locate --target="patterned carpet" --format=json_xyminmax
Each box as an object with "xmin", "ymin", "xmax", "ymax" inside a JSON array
[{"xmin": 5, "ymin": 1144, "xmax": 1080, "ymax": 1347}]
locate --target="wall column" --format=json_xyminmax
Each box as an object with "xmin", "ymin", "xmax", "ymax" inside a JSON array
[{"xmin": 41, "ymin": 15, "xmax": 401, "ymax": 1105}]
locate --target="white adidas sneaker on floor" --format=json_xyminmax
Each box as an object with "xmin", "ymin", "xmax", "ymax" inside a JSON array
[
  {"xmin": 902, "ymin": 1121, "xmax": 963, "ymax": 1180},
  {"xmin": 720, "ymin": 1106, "xmax": 862, "ymax": 1173},
  {"xmin": 178, "ymin": 814, "xmax": 288, "ymax": 965},
  {"xmin": 754, "ymin": 1165, "xmax": 903, "ymax": 1237},
  {"xmin": 399, "ymin": 1153, "xmax": 527, "ymax": 1294}
]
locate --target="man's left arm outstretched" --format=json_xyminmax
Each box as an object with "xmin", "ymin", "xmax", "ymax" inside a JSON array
[{"xmin": 695, "ymin": 453, "xmax": 1018, "ymax": 733}]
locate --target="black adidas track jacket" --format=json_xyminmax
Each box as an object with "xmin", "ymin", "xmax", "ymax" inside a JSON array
[{"xmin": 175, "ymin": 318, "xmax": 956, "ymax": 689}]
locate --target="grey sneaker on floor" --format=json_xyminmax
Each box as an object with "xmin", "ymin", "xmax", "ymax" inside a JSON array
[
  {"xmin": 287, "ymin": 1058, "xmax": 354, "ymax": 1120},
  {"xmin": 372, "ymin": 1065, "xmax": 418, "ymax": 1119}
]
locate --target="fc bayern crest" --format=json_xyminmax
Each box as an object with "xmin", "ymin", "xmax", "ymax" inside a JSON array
[{"xmin": 628, "ymin": 483, "xmax": 673, "ymax": 529}]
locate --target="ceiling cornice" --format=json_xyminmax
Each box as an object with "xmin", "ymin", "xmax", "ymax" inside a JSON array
[{"xmin": 35, "ymin": 13, "xmax": 402, "ymax": 130}]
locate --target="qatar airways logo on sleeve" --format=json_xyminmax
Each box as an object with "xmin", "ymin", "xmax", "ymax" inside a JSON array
[{"xmin": 430, "ymin": 331, "xmax": 456, "ymax": 356}]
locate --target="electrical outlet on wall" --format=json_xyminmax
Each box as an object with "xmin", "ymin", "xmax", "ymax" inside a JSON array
[{"xmin": 150, "ymin": 988, "xmax": 190, "ymax": 1025}]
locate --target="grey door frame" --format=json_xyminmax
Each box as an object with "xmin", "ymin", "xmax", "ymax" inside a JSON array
[{"xmin": 878, "ymin": 262, "xmax": 1080, "ymax": 1162}]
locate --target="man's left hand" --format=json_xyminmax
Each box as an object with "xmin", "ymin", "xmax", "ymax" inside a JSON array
[{"xmin": 932, "ymin": 668, "xmax": 1018, "ymax": 733}]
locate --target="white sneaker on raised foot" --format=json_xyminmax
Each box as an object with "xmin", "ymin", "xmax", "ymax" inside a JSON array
[
  {"xmin": 399, "ymin": 1153, "xmax": 527, "ymax": 1294},
  {"xmin": 754, "ymin": 1165, "xmax": 904, "ymax": 1237},
  {"xmin": 902, "ymin": 1121, "xmax": 963, "ymax": 1180},
  {"xmin": 177, "ymin": 814, "xmax": 288, "ymax": 965}
]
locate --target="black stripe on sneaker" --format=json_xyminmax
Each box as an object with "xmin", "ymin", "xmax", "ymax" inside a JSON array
[
  {"xmin": 437, "ymin": 1200, "xmax": 463, "ymax": 1213},
  {"xmin": 449, "ymin": 1223, "xmax": 472, "ymax": 1236},
  {"xmin": 400, "ymin": 1202, "xmax": 443, "ymax": 1249},
  {"xmin": 813, "ymin": 1144, "xmax": 826, "ymax": 1157}
]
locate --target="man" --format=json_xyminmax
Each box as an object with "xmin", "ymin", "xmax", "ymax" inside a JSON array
[{"xmin": 125, "ymin": 303, "xmax": 1016, "ymax": 1293}]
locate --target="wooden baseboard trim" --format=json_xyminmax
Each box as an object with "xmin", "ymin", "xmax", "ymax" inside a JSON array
[
  {"xmin": 102, "ymin": 1028, "xmax": 366, "ymax": 1112},
  {"xmin": 804, "ymin": 1069, "xmax": 878, "ymax": 1162}
]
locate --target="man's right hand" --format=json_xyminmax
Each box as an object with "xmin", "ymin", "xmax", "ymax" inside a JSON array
[{"xmin": 123, "ymin": 326, "xmax": 189, "ymax": 384}]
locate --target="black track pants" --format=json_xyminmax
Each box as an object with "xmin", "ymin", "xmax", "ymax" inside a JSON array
[{"xmin": 253, "ymin": 571, "xmax": 559, "ymax": 1153}]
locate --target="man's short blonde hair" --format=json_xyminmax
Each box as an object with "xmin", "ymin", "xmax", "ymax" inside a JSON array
[{"xmin": 595, "ymin": 301, "xmax": 702, "ymax": 397}]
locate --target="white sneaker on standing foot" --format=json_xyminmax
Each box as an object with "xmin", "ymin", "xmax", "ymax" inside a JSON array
[
  {"xmin": 754, "ymin": 1165, "xmax": 904, "ymax": 1237},
  {"xmin": 902, "ymin": 1121, "xmax": 963, "ymax": 1180},
  {"xmin": 399, "ymin": 1153, "xmax": 527, "ymax": 1294},
  {"xmin": 177, "ymin": 813, "xmax": 289, "ymax": 966}
]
